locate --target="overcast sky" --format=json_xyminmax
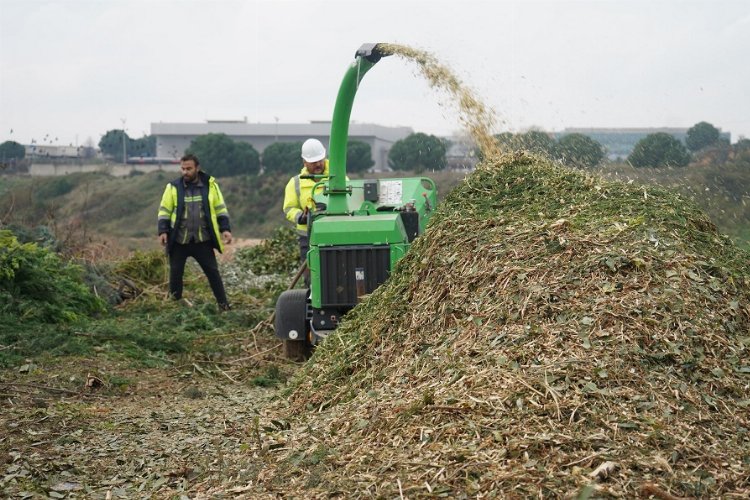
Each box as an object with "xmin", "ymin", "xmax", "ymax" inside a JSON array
[{"xmin": 1, "ymin": 0, "xmax": 748, "ymax": 148}]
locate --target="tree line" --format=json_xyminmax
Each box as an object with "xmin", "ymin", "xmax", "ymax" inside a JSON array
[
  {"xmin": 491, "ymin": 121, "xmax": 749, "ymax": 169},
  {"xmin": 2, "ymin": 121, "xmax": 748, "ymax": 175}
]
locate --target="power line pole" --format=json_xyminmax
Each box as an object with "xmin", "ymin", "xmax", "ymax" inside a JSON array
[{"xmin": 121, "ymin": 118, "xmax": 127, "ymax": 165}]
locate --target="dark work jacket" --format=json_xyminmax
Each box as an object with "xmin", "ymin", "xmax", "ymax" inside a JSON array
[{"xmin": 157, "ymin": 171, "xmax": 231, "ymax": 255}]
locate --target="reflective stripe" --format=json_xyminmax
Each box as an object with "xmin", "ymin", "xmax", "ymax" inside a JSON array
[
  {"xmin": 283, "ymin": 207, "xmax": 294, "ymax": 216},
  {"xmin": 215, "ymin": 203, "xmax": 226, "ymax": 211},
  {"xmin": 294, "ymin": 175, "xmax": 300, "ymax": 199},
  {"xmin": 159, "ymin": 205, "xmax": 171, "ymax": 213},
  {"xmin": 158, "ymin": 215, "xmax": 171, "ymax": 221}
]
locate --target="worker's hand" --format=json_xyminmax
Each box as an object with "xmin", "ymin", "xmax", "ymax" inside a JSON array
[
  {"xmin": 222, "ymin": 231, "xmax": 232, "ymax": 245},
  {"xmin": 297, "ymin": 212, "xmax": 308, "ymax": 225},
  {"xmin": 158, "ymin": 233, "xmax": 168, "ymax": 246}
]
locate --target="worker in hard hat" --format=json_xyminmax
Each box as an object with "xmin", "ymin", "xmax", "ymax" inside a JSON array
[{"xmin": 283, "ymin": 138, "xmax": 329, "ymax": 284}]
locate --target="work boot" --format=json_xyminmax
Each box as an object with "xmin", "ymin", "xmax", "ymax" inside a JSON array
[{"xmin": 218, "ymin": 303, "xmax": 232, "ymax": 313}]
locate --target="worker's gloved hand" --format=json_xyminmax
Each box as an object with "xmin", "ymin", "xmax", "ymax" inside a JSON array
[
  {"xmin": 297, "ymin": 212, "xmax": 308, "ymax": 225},
  {"xmin": 315, "ymin": 202, "xmax": 327, "ymax": 212}
]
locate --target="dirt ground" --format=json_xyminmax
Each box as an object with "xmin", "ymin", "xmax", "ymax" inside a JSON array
[
  {"xmin": 0, "ymin": 334, "xmax": 297, "ymax": 499},
  {"xmin": 217, "ymin": 238, "xmax": 262, "ymax": 263},
  {"xmin": 1, "ymin": 230, "xmax": 295, "ymax": 499}
]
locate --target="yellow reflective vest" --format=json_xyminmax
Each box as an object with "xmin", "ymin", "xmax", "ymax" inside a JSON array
[
  {"xmin": 157, "ymin": 172, "xmax": 230, "ymax": 253},
  {"xmin": 283, "ymin": 161, "xmax": 330, "ymax": 235}
]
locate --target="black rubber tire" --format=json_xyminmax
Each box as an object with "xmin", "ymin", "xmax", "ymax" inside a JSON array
[{"xmin": 275, "ymin": 289, "xmax": 312, "ymax": 361}]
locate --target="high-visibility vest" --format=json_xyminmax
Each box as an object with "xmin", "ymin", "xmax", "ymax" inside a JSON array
[
  {"xmin": 157, "ymin": 171, "xmax": 230, "ymax": 253},
  {"xmin": 282, "ymin": 161, "xmax": 330, "ymax": 235}
]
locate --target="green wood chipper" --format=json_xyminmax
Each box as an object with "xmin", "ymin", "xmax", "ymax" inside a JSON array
[{"xmin": 274, "ymin": 43, "xmax": 439, "ymax": 360}]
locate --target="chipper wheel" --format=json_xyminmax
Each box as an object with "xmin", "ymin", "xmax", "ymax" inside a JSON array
[{"xmin": 274, "ymin": 289, "xmax": 312, "ymax": 361}]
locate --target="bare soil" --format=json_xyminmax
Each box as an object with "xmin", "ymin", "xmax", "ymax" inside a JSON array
[
  {"xmin": 217, "ymin": 238, "xmax": 261, "ymax": 263},
  {"xmin": 1, "ymin": 335, "xmax": 295, "ymax": 499}
]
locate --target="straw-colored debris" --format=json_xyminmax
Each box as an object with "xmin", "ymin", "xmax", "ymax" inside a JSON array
[
  {"xmin": 380, "ymin": 43, "xmax": 500, "ymax": 160},
  {"xmin": 256, "ymin": 153, "xmax": 750, "ymax": 498}
]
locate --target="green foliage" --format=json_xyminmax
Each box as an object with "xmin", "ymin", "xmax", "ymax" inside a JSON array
[
  {"xmin": 346, "ymin": 140, "xmax": 375, "ymax": 173},
  {"xmin": 234, "ymin": 226, "xmax": 298, "ymax": 275},
  {"xmin": 4, "ymin": 224, "xmax": 56, "ymax": 248},
  {"xmin": 0, "ymin": 140, "xmax": 25, "ymax": 162},
  {"xmin": 34, "ymin": 176, "xmax": 76, "ymax": 199},
  {"xmin": 628, "ymin": 132, "xmax": 690, "ymax": 168},
  {"xmin": 99, "ymin": 129, "xmax": 129, "ymax": 162},
  {"xmin": 554, "ymin": 133, "xmax": 605, "ymax": 168},
  {"xmin": 686, "ymin": 121, "xmax": 720, "ymax": 152},
  {"xmin": 187, "ymin": 133, "xmax": 261, "ymax": 177},
  {"xmin": 0, "ymin": 229, "xmax": 107, "ymax": 325},
  {"xmin": 99, "ymin": 131, "xmax": 156, "ymax": 161},
  {"xmin": 262, "ymin": 141, "xmax": 303, "ymax": 175},
  {"xmin": 112, "ymin": 250, "xmax": 168, "ymax": 287},
  {"xmin": 0, "ymin": 230, "xmax": 274, "ymax": 366},
  {"xmin": 128, "ymin": 135, "xmax": 157, "ymax": 157},
  {"xmin": 388, "ymin": 132, "xmax": 446, "ymax": 173},
  {"xmin": 0, "ymin": 299, "xmax": 249, "ymax": 367}
]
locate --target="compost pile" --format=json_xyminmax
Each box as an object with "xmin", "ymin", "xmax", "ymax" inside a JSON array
[{"xmin": 253, "ymin": 152, "xmax": 750, "ymax": 498}]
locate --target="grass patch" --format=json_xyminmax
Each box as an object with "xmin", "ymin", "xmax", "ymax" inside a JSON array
[{"xmin": 0, "ymin": 228, "xmax": 285, "ymax": 367}]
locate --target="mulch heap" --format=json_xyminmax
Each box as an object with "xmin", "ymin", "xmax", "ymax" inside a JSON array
[{"xmin": 256, "ymin": 152, "xmax": 750, "ymax": 498}]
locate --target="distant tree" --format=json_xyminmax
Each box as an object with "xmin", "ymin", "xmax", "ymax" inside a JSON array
[
  {"xmin": 346, "ymin": 140, "xmax": 375, "ymax": 173},
  {"xmin": 729, "ymin": 139, "xmax": 750, "ymax": 169},
  {"xmin": 513, "ymin": 130, "xmax": 556, "ymax": 156},
  {"xmin": 99, "ymin": 129, "xmax": 130, "ymax": 162},
  {"xmin": 186, "ymin": 133, "xmax": 260, "ymax": 177},
  {"xmin": 628, "ymin": 133, "xmax": 691, "ymax": 168},
  {"xmin": 128, "ymin": 135, "xmax": 156, "ymax": 157},
  {"xmin": 686, "ymin": 121, "xmax": 720, "ymax": 152},
  {"xmin": 0, "ymin": 140, "xmax": 26, "ymax": 162},
  {"xmin": 734, "ymin": 138, "xmax": 750, "ymax": 153},
  {"xmin": 388, "ymin": 132, "xmax": 446, "ymax": 173},
  {"xmin": 261, "ymin": 141, "xmax": 303, "ymax": 175},
  {"xmin": 554, "ymin": 133, "xmax": 605, "ymax": 168}
]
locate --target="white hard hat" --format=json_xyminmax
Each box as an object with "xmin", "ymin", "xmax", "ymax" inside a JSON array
[{"xmin": 301, "ymin": 138, "xmax": 326, "ymax": 163}]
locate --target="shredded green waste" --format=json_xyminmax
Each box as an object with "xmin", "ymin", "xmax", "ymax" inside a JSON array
[{"xmin": 260, "ymin": 152, "xmax": 750, "ymax": 498}]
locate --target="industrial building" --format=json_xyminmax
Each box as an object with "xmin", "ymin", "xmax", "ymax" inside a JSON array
[{"xmin": 151, "ymin": 120, "xmax": 413, "ymax": 172}]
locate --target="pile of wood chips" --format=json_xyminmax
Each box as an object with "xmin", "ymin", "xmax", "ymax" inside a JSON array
[{"xmin": 255, "ymin": 153, "xmax": 749, "ymax": 498}]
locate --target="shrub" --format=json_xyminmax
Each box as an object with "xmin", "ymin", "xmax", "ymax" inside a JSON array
[
  {"xmin": 0, "ymin": 229, "xmax": 107, "ymax": 324},
  {"xmin": 628, "ymin": 133, "xmax": 690, "ymax": 168}
]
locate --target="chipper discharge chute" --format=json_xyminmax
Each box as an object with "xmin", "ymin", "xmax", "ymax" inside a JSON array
[{"xmin": 274, "ymin": 43, "xmax": 439, "ymax": 360}]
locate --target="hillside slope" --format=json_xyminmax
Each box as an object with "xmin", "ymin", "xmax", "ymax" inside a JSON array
[{"xmin": 0, "ymin": 170, "xmax": 468, "ymax": 243}]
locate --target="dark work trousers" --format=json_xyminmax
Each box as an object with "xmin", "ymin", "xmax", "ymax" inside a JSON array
[{"xmin": 169, "ymin": 241, "xmax": 229, "ymax": 305}]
